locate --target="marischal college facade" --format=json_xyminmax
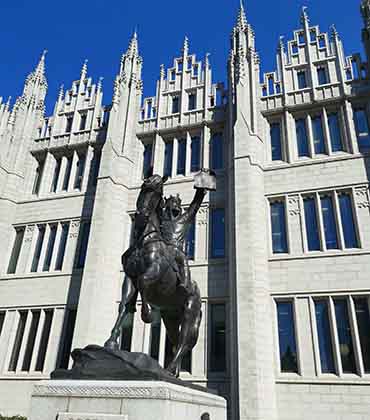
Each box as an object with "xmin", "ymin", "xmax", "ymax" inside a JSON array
[{"xmin": 1, "ymin": 1, "xmax": 370, "ymax": 419}]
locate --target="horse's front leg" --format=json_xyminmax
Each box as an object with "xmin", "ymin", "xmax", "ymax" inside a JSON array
[
  {"xmin": 104, "ymin": 276, "xmax": 138, "ymax": 350},
  {"xmin": 137, "ymin": 260, "xmax": 162, "ymax": 324}
]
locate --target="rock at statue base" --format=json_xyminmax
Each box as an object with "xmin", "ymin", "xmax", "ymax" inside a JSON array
[{"xmin": 29, "ymin": 380, "xmax": 227, "ymax": 420}]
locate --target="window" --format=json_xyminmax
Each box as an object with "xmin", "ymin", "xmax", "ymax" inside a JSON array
[
  {"xmin": 211, "ymin": 133, "xmax": 223, "ymax": 170},
  {"xmin": 32, "ymin": 157, "xmax": 45, "ymax": 195},
  {"xmin": 270, "ymin": 122, "xmax": 283, "ymax": 161},
  {"xmin": 354, "ymin": 109, "xmax": 370, "ymax": 152},
  {"xmin": 150, "ymin": 310, "xmax": 161, "ymax": 361},
  {"xmin": 65, "ymin": 116, "xmax": 73, "ymax": 133},
  {"xmin": 120, "ymin": 312, "xmax": 134, "ymax": 352},
  {"xmin": 79, "ymin": 113, "xmax": 87, "ymax": 131},
  {"xmin": 312, "ymin": 116, "xmax": 326, "ymax": 154},
  {"xmin": 314, "ymin": 300, "xmax": 335, "ymax": 373},
  {"xmin": 276, "ymin": 83, "xmax": 281, "ymax": 94},
  {"xmin": 210, "ymin": 304, "xmax": 226, "ymax": 372},
  {"xmin": 51, "ymin": 157, "xmax": 61, "ymax": 193},
  {"xmin": 296, "ymin": 118, "xmax": 309, "ymax": 157},
  {"xmin": 58, "ymin": 309, "xmax": 77, "ymax": 369},
  {"xmin": 303, "ymin": 197, "xmax": 321, "ymax": 251},
  {"xmin": 334, "ymin": 299, "xmax": 356, "ymax": 373},
  {"xmin": 193, "ymin": 65, "xmax": 199, "ymax": 77},
  {"xmin": 172, "ymin": 96, "xmax": 179, "ymax": 114},
  {"xmin": 62, "ymin": 156, "xmax": 73, "ymax": 191},
  {"xmin": 0, "ymin": 312, "xmax": 5, "ymax": 337},
  {"xmin": 319, "ymin": 36, "xmax": 326, "ymax": 49},
  {"xmin": 310, "ymin": 29, "xmax": 317, "ymax": 42},
  {"xmin": 43, "ymin": 224, "xmax": 57, "ymax": 271},
  {"xmin": 147, "ymin": 101, "xmax": 153, "ymax": 119},
  {"xmin": 177, "ymin": 61, "xmax": 183, "ymax": 72},
  {"xmin": 268, "ymin": 77, "xmax": 274, "ymax": 95},
  {"xmin": 317, "ymin": 67, "xmax": 328, "ymax": 85},
  {"xmin": 35, "ymin": 309, "xmax": 54, "ymax": 372},
  {"xmin": 211, "ymin": 208, "xmax": 225, "ymax": 258},
  {"xmin": 262, "ymin": 87, "xmax": 268, "ymax": 97},
  {"xmin": 292, "ymin": 43, "xmax": 299, "ymax": 55},
  {"xmin": 185, "ymin": 221, "xmax": 195, "ymax": 260},
  {"xmin": 170, "ymin": 70, "xmax": 176, "ymax": 81},
  {"xmin": 7, "ymin": 227, "xmax": 25, "ymax": 274},
  {"xmin": 188, "ymin": 93, "xmax": 196, "ymax": 111},
  {"xmin": 22, "ymin": 310, "xmax": 41, "ymax": 371},
  {"xmin": 276, "ymin": 301, "xmax": 298, "ymax": 373},
  {"xmin": 354, "ymin": 298, "xmax": 370, "ymax": 373},
  {"xmin": 74, "ymin": 152, "xmax": 86, "ymax": 190},
  {"xmin": 338, "ymin": 193, "xmax": 358, "ymax": 248},
  {"xmin": 298, "ymin": 32, "xmax": 305, "ymax": 45},
  {"xmin": 163, "ymin": 141, "xmax": 173, "ymax": 178},
  {"xmin": 328, "ymin": 113, "xmax": 343, "ymax": 152},
  {"xmin": 190, "ymin": 136, "xmax": 201, "ymax": 172},
  {"xmin": 297, "ymin": 71, "xmax": 307, "ymax": 89},
  {"xmin": 75, "ymin": 221, "xmax": 91, "ymax": 269},
  {"xmin": 177, "ymin": 138, "xmax": 186, "ymax": 175},
  {"xmin": 8, "ymin": 311, "xmax": 28, "ymax": 371},
  {"xmin": 31, "ymin": 225, "xmax": 46, "ymax": 272},
  {"xmin": 55, "ymin": 222, "xmax": 70, "ymax": 270},
  {"xmin": 351, "ymin": 60, "xmax": 359, "ymax": 80},
  {"xmin": 270, "ymin": 201, "xmax": 288, "ymax": 254},
  {"xmin": 142, "ymin": 143, "xmax": 153, "ymax": 179},
  {"xmin": 320, "ymin": 195, "xmax": 339, "ymax": 249}
]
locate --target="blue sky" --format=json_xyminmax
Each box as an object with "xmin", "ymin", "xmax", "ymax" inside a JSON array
[{"xmin": 0, "ymin": 0, "xmax": 363, "ymax": 115}]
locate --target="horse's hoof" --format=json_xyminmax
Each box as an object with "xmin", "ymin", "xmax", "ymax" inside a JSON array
[
  {"xmin": 104, "ymin": 339, "xmax": 119, "ymax": 350},
  {"xmin": 167, "ymin": 363, "xmax": 180, "ymax": 378}
]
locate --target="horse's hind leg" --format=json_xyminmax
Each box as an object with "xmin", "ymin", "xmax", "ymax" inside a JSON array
[
  {"xmin": 104, "ymin": 276, "xmax": 138, "ymax": 350},
  {"xmin": 167, "ymin": 288, "xmax": 202, "ymax": 377}
]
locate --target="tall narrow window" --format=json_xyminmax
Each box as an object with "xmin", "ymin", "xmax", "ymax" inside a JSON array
[
  {"xmin": 8, "ymin": 311, "xmax": 28, "ymax": 371},
  {"xmin": 58, "ymin": 309, "xmax": 76, "ymax": 369},
  {"xmin": 191, "ymin": 136, "xmax": 201, "ymax": 172},
  {"xmin": 75, "ymin": 222, "xmax": 91, "ymax": 269},
  {"xmin": 320, "ymin": 195, "xmax": 339, "ymax": 249},
  {"xmin": 297, "ymin": 71, "xmax": 307, "ymax": 89},
  {"xmin": 277, "ymin": 301, "xmax": 298, "ymax": 373},
  {"xmin": 310, "ymin": 29, "xmax": 317, "ymax": 42},
  {"xmin": 62, "ymin": 156, "xmax": 73, "ymax": 191},
  {"xmin": 270, "ymin": 201, "xmax": 288, "ymax": 254},
  {"xmin": 292, "ymin": 43, "xmax": 299, "ymax": 55},
  {"xmin": 354, "ymin": 109, "xmax": 370, "ymax": 152},
  {"xmin": 188, "ymin": 93, "xmax": 196, "ymax": 111},
  {"xmin": 328, "ymin": 113, "xmax": 343, "ymax": 152},
  {"xmin": 338, "ymin": 193, "xmax": 358, "ymax": 248},
  {"xmin": 211, "ymin": 208, "xmax": 225, "ymax": 258},
  {"xmin": 142, "ymin": 143, "xmax": 153, "ymax": 179},
  {"xmin": 185, "ymin": 221, "xmax": 195, "ymax": 260},
  {"xmin": 298, "ymin": 32, "xmax": 305, "ymax": 45},
  {"xmin": 147, "ymin": 101, "xmax": 153, "ymax": 119},
  {"xmin": 120, "ymin": 312, "xmax": 134, "ymax": 352},
  {"xmin": 177, "ymin": 138, "xmax": 186, "ymax": 175},
  {"xmin": 270, "ymin": 122, "xmax": 283, "ymax": 161},
  {"xmin": 210, "ymin": 303, "xmax": 226, "ymax": 372},
  {"xmin": 32, "ymin": 158, "xmax": 45, "ymax": 195},
  {"xmin": 303, "ymin": 197, "xmax": 321, "ymax": 251},
  {"xmin": 319, "ymin": 36, "xmax": 326, "ymax": 49},
  {"xmin": 150, "ymin": 310, "xmax": 161, "ymax": 361},
  {"xmin": 7, "ymin": 227, "xmax": 25, "ymax": 274},
  {"xmin": 43, "ymin": 225, "xmax": 57, "ymax": 271},
  {"xmin": 193, "ymin": 65, "xmax": 199, "ymax": 77},
  {"xmin": 74, "ymin": 152, "xmax": 86, "ymax": 190},
  {"xmin": 55, "ymin": 223, "xmax": 70, "ymax": 270},
  {"xmin": 351, "ymin": 60, "xmax": 360, "ymax": 80},
  {"xmin": 211, "ymin": 133, "xmax": 223, "ymax": 170},
  {"xmin": 31, "ymin": 225, "xmax": 46, "ymax": 272},
  {"xmin": 317, "ymin": 67, "xmax": 328, "ymax": 85},
  {"xmin": 163, "ymin": 141, "xmax": 173, "ymax": 178},
  {"xmin": 312, "ymin": 116, "xmax": 326, "ymax": 154},
  {"xmin": 50, "ymin": 157, "xmax": 61, "ymax": 193},
  {"xmin": 65, "ymin": 116, "xmax": 73, "ymax": 133},
  {"xmin": 79, "ymin": 113, "xmax": 87, "ymax": 131},
  {"xmin": 22, "ymin": 310, "xmax": 41, "ymax": 371},
  {"xmin": 35, "ymin": 310, "xmax": 54, "ymax": 372},
  {"xmin": 172, "ymin": 96, "xmax": 179, "ymax": 114},
  {"xmin": 296, "ymin": 119, "xmax": 309, "ymax": 157},
  {"xmin": 334, "ymin": 299, "xmax": 356, "ymax": 373},
  {"xmin": 0, "ymin": 312, "xmax": 5, "ymax": 337},
  {"xmin": 314, "ymin": 300, "xmax": 335, "ymax": 373},
  {"xmin": 354, "ymin": 298, "xmax": 370, "ymax": 373},
  {"xmin": 268, "ymin": 77, "xmax": 274, "ymax": 95}
]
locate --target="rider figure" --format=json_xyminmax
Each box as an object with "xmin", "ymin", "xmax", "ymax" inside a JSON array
[{"xmin": 161, "ymin": 188, "xmax": 207, "ymax": 295}]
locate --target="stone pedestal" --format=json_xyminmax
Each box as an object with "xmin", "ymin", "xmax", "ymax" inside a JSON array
[{"xmin": 29, "ymin": 380, "xmax": 227, "ymax": 420}]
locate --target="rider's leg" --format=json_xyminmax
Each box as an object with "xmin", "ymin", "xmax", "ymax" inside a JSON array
[
  {"xmin": 138, "ymin": 260, "xmax": 162, "ymax": 324},
  {"xmin": 176, "ymin": 253, "xmax": 192, "ymax": 294},
  {"xmin": 104, "ymin": 276, "xmax": 137, "ymax": 349}
]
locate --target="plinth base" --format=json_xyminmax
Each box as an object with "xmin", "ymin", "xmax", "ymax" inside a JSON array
[{"xmin": 29, "ymin": 380, "xmax": 227, "ymax": 420}]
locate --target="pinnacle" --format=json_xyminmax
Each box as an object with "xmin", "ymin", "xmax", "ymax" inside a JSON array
[
  {"xmin": 301, "ymin": 6, "xmax": 309, "ymax": 24},
  {"xmin": 127, "ymin": 29, "xmax": 139, "ymax": 56},
  {"xmin": 236, "ymin": 0, "xmax": 248, "ymax": 31},
  {"xmin": 81, "ymin": 59, "xmax": 88, "ymax": 79}
]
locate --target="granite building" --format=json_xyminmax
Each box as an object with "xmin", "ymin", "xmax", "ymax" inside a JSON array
[{"xmin": 1, "ymin": 1, "xmax": 370, "ymax": 419}]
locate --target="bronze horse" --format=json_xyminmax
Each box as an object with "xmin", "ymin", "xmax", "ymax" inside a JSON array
[{"xmin": 104, "ymin": 172, "xmax": 213, "ymax": 377}]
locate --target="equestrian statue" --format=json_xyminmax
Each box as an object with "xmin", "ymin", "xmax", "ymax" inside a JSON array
[{"xmin": 104, "ymin": 168, "xmax": 216, "ymax": 377}]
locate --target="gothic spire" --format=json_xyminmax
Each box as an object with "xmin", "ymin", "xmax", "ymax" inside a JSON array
[
  {"xmin": 183, "ymin": 36, "xmax": 189, "ymax": 56},
  {"xmin": 236, "ymin": 0, "xmax": 248, "ymax": 31},
  {"xmin": 127, "ymin": 29, "xmax": 139, "ymax": 57},
  {"xmin": 81, "ymin": 59, "xmax": 88, "ymax": 80},
  {"xmin": 301, "ymin": 6, "xmax": 310, "ymax": 25}
]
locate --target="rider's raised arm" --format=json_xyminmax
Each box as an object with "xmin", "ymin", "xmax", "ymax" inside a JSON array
[{"xmin": 182, "ymin": 188, "xmax": 207, "ymax": 223}]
